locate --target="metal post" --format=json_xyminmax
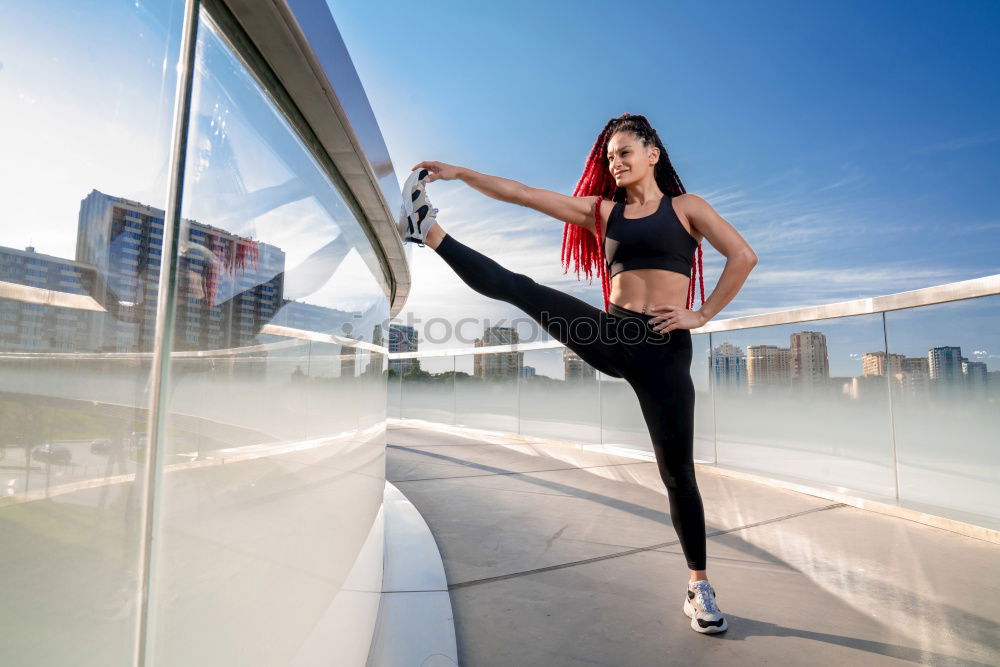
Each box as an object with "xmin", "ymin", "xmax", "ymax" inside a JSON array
[
  {"xmin": 515, "ymin": 354, "xmax": 521, "ymax": 435},
  {"xmin": 882, "ymin": 312, "xmax": 901, "ymax": 503},
  {"xmin": 709, "ymin": 333, "xmax": 718, "ymax": 465},
  {"xmin": 598, "ymin": 370, "xmax": 603, "ymax": 446},
  {"xmin": 135, "ymin": 1, "xmax": 201, "ymax": 664}
]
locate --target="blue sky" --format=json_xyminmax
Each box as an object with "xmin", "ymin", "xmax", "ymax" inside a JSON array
[{"xmin": 328, "ymin": 0, "xmax": 1000, "ymax": 371}]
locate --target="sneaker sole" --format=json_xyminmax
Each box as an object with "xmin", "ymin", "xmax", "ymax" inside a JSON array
[
  {"xmin": 399, "ymin": 169, "xmax": 433, "ymax": 243},
  {"xmin": 401, "ymin": 168, "xmax": 430, "ymax": 217},
  {"xmin": 683, "ymin": 597, "xmax": 728, "ymax": 634}
]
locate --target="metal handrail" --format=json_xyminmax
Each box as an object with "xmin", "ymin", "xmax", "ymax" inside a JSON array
[
  {"xmin": 697, "ymin": 273, "xmax": 999, "ymax": 333},
  {"xmin": 2, "ymin": 274, "xmax": 993, "ymax": 360},
  {"xmin": 388, "ymin": 273, "xmax": 1000, "ymax": 358}
]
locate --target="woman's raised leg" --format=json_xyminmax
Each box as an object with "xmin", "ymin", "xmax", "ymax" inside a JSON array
[{"xmin": 429, "ymin": 229, "xmax": 626, "ymax": 379}]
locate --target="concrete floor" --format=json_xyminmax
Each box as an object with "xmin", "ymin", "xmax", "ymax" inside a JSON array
[{"xmin": 387, "ymin": 424, "xmax": 1000, "ymax": 667}]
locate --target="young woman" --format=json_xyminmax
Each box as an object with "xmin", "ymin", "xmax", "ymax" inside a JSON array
[{"xmin": 402, "ymin": 113, "xmax": 757, "ymax": 634}]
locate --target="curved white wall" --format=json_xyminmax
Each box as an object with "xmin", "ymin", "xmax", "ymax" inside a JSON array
[{"xmin": 0, "ymin": 1, "xmax": 399, "ymax": 664}]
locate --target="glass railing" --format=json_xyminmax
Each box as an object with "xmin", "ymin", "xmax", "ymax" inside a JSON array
[{"xmin": 390, "ymin": 275, "xmax": 1000, "ymax": 532}]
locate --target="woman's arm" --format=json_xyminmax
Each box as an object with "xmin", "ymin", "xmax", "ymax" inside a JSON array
[
  {"xmin": 696, "ymin": 252, "xmax": 756, "ymax": 324},
  {"xmin": 650, "ymin": 194, "xmax": 758, "ymax": 331},
  {"xmin": 411, "ymin": 161, "xmax": 603, "ymax": 233},
  {"xmin": 685, "ymin": 193, "xmax": 757, "ymax": 323}
]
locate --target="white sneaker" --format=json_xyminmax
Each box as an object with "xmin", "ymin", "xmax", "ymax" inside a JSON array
[
  {"xmin": 683, "ymin": 580, "xmax": 728, "ymax": 633},
  {"xmin": 398, "ymin": 168, "xmax": 439, "ymax": 246}
]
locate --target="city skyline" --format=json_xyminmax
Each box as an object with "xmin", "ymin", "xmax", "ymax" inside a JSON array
[
  {"xmin": 385, "ymin": 318, "xmax": 992, "ymax": 392},
  {"xmin": 0, "ymin": 188, "xmax": 384, "ymax": 361}
]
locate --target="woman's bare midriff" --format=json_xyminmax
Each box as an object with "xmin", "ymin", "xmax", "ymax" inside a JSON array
[
  {"xmin": 601, "ymin": 195, "xmax": 700, "ymax": 313},
  {"xmin": 609, "ymin": 268, "xmax": 692, "ymax": 313}
]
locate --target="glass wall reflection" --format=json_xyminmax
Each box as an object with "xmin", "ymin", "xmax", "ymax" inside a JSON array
[
  {"xmin": 455, "ymin": 351, "xmax": 518, "ymax": 433},
  {"xmin": 0, "ymin": 1, "xmax": 184, "ymax": 664},
  {"xmin": 693, "ymin": 332, "xmax": 714, "ymax": 462},
  {"xmin": 399, "ymin": 355, "xmax": 455, "ymax": 424},
  {"xmin": 147, "ymin": 13, "xmax": 389, "ymax": 664},
  {"xmin": 886, "ymin": 298, "xmax": 999, "ymax": 529},
  {"xmin": 387, "ymin": 360, "xmax": 403, "ymax": 419},
  {"xmin": 599, "ymin": 372, "xmax": 650, "ymax": 451},
  {"xmin": 519, "ymin": 348, "xmax": 601, "ymax": 444},
  {"xmin": 711, "ymin": 316, "xmax": 896, "ymax": 499},
  {"xmin": 387, "ymin": 322, "xmax": 414, "ymax": 419}
]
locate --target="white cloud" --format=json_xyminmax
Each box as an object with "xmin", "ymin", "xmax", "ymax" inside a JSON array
[{"xmin": 748, "ymin": 266, "xmax": 954, "ymax": 288}]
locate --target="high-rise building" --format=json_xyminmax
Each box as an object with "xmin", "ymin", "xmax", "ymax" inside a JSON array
[
  {"xmin": 987, "ymin": 371, "xmax": 1000, "ymax": 400},
  {"xmin": 521, "ymin": 365, "xmax": 536, "ymax": 378},
  {"xmin": 898, "ymin": 356, "xmax": 930, "ymax": 396},
  {"xmin": 710, "ymin": 341, "xmax": 747, "ymax": 391},
  {"xmin": 340, "ymin": 336, "xmax": 357, "ymax": 378},
  {"xmin": 842, "ymin": 375, "xmax": 885, "ymax": 400},
  {"xmin": 790, "ymin": 331, "xmax": 829, "ymax": 388},
  {"xmin": 963, "ymin": 359, "xmax": 988, "ymax": 398},
  {"xmin": 388, "ymin": 323, "xmax": 418, "ymax": 375},
  {"xmin": 76, "ymin": 189, "xmax": 285, "ymax": 352},
  {"xmin": 747, "ymin": 344, "xmax": 790, "ymax": 391},
  {"xmin": 0, "ymin": 245, "xmax": 99, "ymax": 352},
  {"xmin": 862, "ymin": 351, "xmax": 905, "ymax": 377},
  {"xmin": 473, "ymin": 326, "xmax": 523, "ymax": 379},
  {"xmin": 563, "ymin": 347, "xmax": 596, "ymax": 382},
  {"xmin": 363, "ymin": 324, "xmax": 385, "ymax": 378},
  {"xmin": 928, "ymin": 346, "xmax": 962, "ymax": 382}
]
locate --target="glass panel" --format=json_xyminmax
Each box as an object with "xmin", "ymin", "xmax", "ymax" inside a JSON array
[
  {"xmin": 387, "ymin": 358, "xmax": 402, "ymax": 419},
  {"xmin": 148, "ymin": 14, "xmax": 389, "ymax": 664},
  {"xmin": 711, "ymin": 315, "xmax": 896, "ymax": 500},
  {"xmin": 0, "ymin": 1, "xmax": 184, "ymax": 664},
  {"xmin": 357, "ymin": 334, "xmax": 388, "ymax": 432},
  {"xmin": 387, "ymin": 322, "xmax": 414, "ymax": 419},
  {"xmin": 518, "ymin": 348, "xmax": 601, "ymax": 444},
  {"xmin": 599, "ymin": 373, "xmax": 649, "ymax": 451},
  {"xmin": 595, "ymin": 337, "xmax": 712, "ymax": 462},
  {"xmin": 454, "ymin": 352, "xmax": 519, "ymax": 433},
  {"xmin": 692, "ymin": 332, "xmax": 715, "ymax": 463},
  {"xmin": 400, "ymin": 355, "xmax": 455, "ymax": 424},
  {"xmin": 886, "ymin": 298, "xmax": 999, "ymax": 529}
]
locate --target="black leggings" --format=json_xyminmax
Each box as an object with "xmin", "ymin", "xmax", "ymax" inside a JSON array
[{"xmin": 434, "ymin": 233, "xmax": 706, "ymax": 570}]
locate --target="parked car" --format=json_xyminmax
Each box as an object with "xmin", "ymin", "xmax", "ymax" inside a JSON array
[
  {"xmin": 33, "ymin": 443, "xmax": 72, "ymax": 465},
  {"xmin": 90, "ymin": 438, "xmax": 113, "ymax": 454}
]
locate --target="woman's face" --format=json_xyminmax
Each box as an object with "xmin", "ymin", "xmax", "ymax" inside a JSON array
[{"xmin": 606, "ymin": 131, "xmax": 658, "ymax": 187}]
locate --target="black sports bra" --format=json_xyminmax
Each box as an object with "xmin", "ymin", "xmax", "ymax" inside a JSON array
[{"xmin": 603, "ymin": 195, "xmax": 698, "ymax": 279}]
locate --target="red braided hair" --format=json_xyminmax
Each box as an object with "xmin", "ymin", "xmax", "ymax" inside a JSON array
[
  {"xmin": 203, "ymin": 232, "xmax": 261, "ymax": 306},
  {"xmin": 561, "ymin": 113, "xmax": 706, "ymax": 313}
]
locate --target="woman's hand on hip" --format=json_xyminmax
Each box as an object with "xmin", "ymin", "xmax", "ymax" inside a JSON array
[
  {"xmin": 411, "ymin": 161, "xmax": 462, "ymax": 183},
  {"xmin": 647, "ymin": 304, "xmax": 706, "ymax": 333}
]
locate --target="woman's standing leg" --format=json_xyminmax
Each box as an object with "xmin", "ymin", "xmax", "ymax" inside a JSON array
[
  {"xmin": 621, "ymin": 331, "xmax": 706, "ymax": 574},
  {"xmin": 427, "ymin": 229, "xmax": 628, "ymax": 379},
  {"xmin": 623, "ymin": 332, "xmax": 727, "ymax": 632}
]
